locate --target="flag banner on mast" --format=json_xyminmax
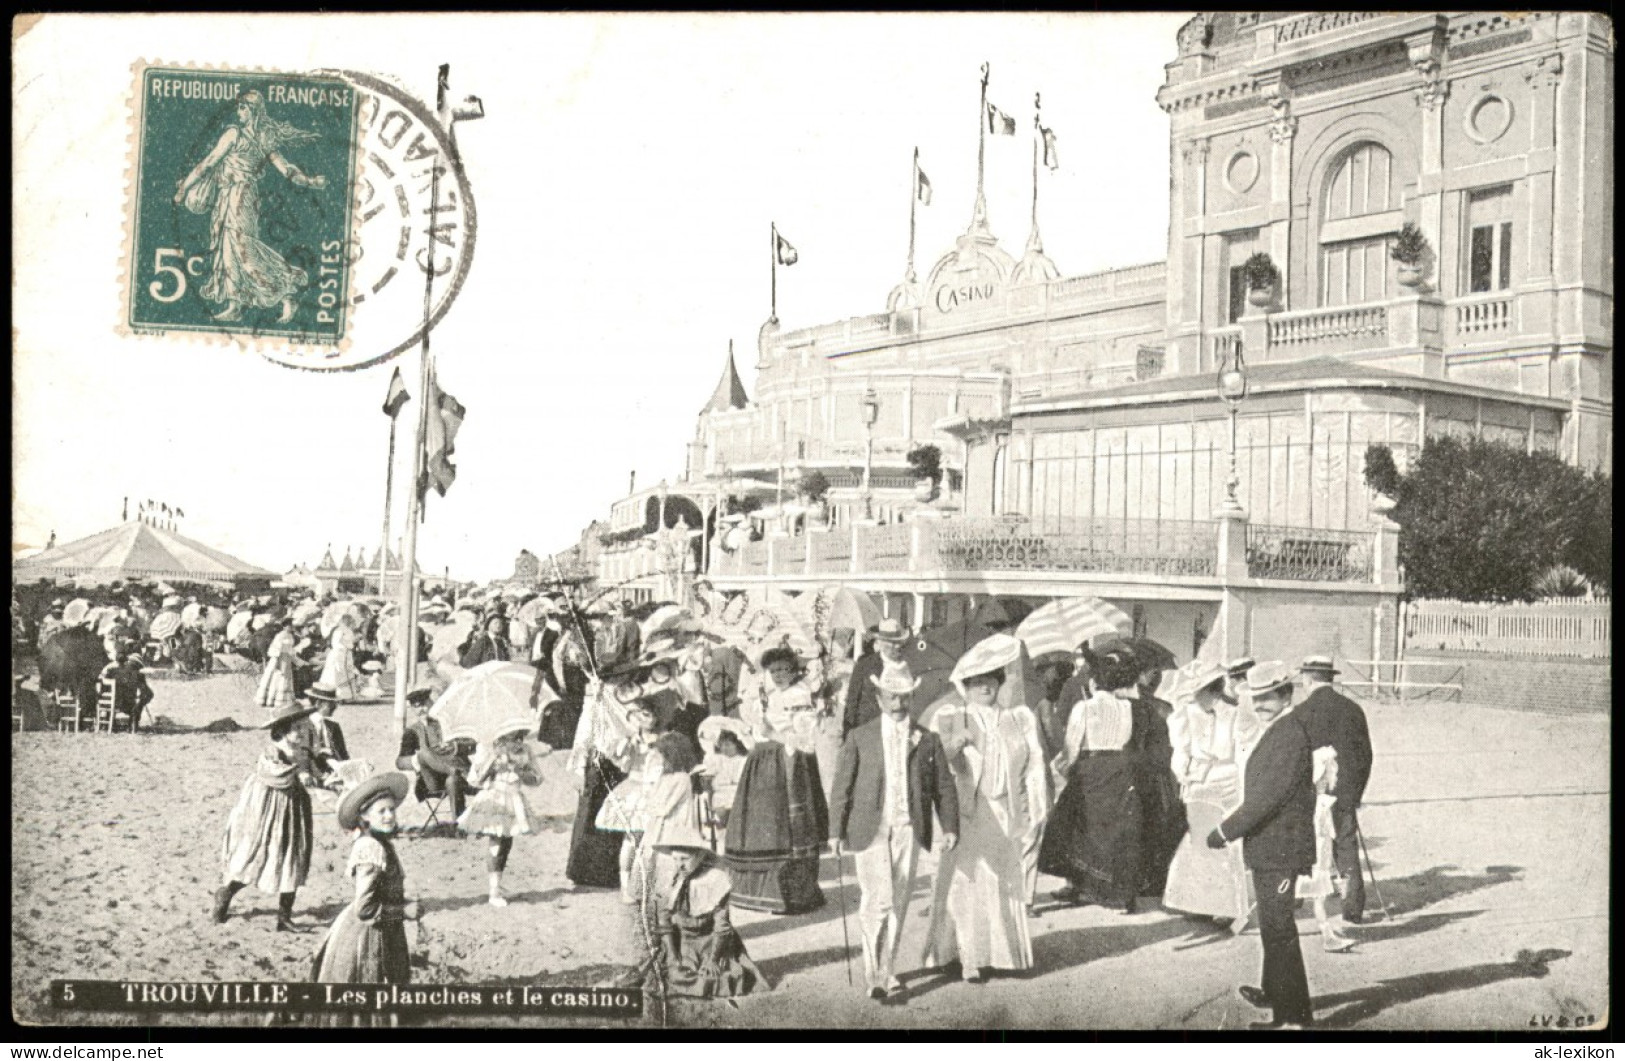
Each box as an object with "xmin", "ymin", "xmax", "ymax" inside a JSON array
[
  {"xmin": 987, "ymin": 102, "xmax": 1016, "ymax": 135},
  {"xmin": 916, "ymin": 166, "xmax": 933, "ymax": 205},
  {"xmin": 1042, "ymin": 126, "xmax": 1059, "ymax": 170},
  {"xmin": 383, "ymin": 366, "xmax": 411, "ymax": 418},
  {"xmin": 775, "ymin": 232, "xmax": 798, "ymax": 266},
  {"xmin": 420, "ymin": 366, "xmax": 466, "ymax": 502}
]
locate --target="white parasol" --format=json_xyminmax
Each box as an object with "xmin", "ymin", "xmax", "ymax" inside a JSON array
[
  {"xmin": 430, "ymin": 610, "xmax": 478, "ymax": 664},
  {"xmin": 430, "ymin": 661, "xmax": 556, "ymax": 749},
  {"xmin": 226, "ymin": 611, "xmax": 255, "ymax": 643},
  {"xmin": 149, "ymin": 611, "xmax": 182, "ymax": 640},
  {"xmin": 63, "ymin": 599, "xmax": 92, "ymax": 626},
  {"xmin": 181, "ymin": 602, "xmax": 203, "ymax": 627},
  {"xmin": 291, "ymin": 600, "xmax": 321, "ymax": 625},
  {"xmin": 1014, "ymin": 597, "xmax": 1133, "ymax": 658}
]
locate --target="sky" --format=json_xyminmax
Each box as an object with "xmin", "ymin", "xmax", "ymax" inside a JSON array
[{"xmin": 13, "ymin": 12, "xmax": 1191, "ymax": 581}]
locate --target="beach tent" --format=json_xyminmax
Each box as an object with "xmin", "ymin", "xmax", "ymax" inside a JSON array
[{"xmin": 12, "ymin": 520, "xmax": 277, "ymax": 588}]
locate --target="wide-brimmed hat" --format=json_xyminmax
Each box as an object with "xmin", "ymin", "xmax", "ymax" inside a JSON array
[
  {"xmin": 305, "ymin": 683, "xmax": 340, "ymax": 703},
  {"xmin": 870, "ymin": 618, "xmax": 910, "ymax": 644},
  {"xmin": 337, "ymin": 771, "xmax": 410, "ymax": 832},
  {"xmin": 1298, "ymin": 655, "xmax": 1341, "ymax": 678},
  {"xmin": 405, "ymin": 680, "xmax": 438, "ymax": 703},
  {"xmin": 261, "ymin": 704, "xmax": 320, "ymax": 731},
  {"xmin": 868, "ymin": 669, "xmax": 922, "ymax": 697},
  {"xmin": 949, "ymin": 633, "xmax": 1023, "ymax": 691},
  {"xmin": 600, "ymin": 648, "xmax": 682, "ymax": 684},
  {"xmin": 697, "ymin": 714, "xmax": 755, "ymax": 753},
  {"xmin": 1246, "ymin": 660, "xmax": 1294, "ymax": 697},
  {"xmin": 1177, "ymin": 659, "xmax": 1227, "ymax": 700},
  {"xmin": 1225, "ymin": 656, "xmax": 1256, "ymax": 678}
]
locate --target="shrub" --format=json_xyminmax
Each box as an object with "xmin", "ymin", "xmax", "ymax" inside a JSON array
[
  {"xmin": 1390, "ymin": 222, "xmax": 1428, "ymax": 266},
  {"xmin": 797, "ymin": 469, "xmax": 831, "ymax": 503},
  {"xmin": 1362, "ymin": 443, "xmax": 1401, "ymax": 498},
  {"xmin": 1532, "ymin": 565, "xmax": 1591, "ymax": 600},
  {"xmin": 906, "ymin": 444, "xmax": 943, "ymax": 484},
  {"xmin": 1239, "ymin": 252, "xmax": 1279, "ymax": 291}
]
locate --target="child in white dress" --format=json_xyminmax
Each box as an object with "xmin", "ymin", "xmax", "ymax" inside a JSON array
[{"xmin": 458, "ymin": 724, "xmax": 547, "ymax": 907}]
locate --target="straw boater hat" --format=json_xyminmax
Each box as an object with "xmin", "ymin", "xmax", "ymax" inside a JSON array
[
  {"xmin": 1298, "ymin": 655, "xmax": 1341, "ymax": 679},
  {"xmin": 870, "ymin": 618, "xmax": 910, "ymax": 644},
  {"xmin": 1245, "ymin": 660, "xmax": 1294, "ymax": 698},
  {"xmin": 1225, "ymin": 656, "xmax": 1256, "ymax": 678},
  {"xmin": 337, "ymin": 771, "xmax": 411, "ymax": 832},
  {"xmin": 868, "ymin": 669, "xmax": 922, "ymax": 697},
  {"xmin": 405, "ymin": 680, "xmax": 438, "ymax": 704}
]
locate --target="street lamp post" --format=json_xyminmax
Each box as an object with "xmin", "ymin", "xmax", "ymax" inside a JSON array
[
  {"xmin": 1218, "ymin": 342, "xmax": 1250, "ymax": 515},
  {"xmin": 860, "ymin": 386, "xmax": 879, "ymax": 522}
]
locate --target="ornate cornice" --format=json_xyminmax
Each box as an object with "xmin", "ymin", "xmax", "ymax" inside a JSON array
[{"xmin": 1159, "ymin": 77, "xmax": 1262, "ymax": 116}]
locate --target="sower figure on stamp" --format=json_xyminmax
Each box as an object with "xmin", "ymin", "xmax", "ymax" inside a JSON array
[
  {"xmin": 830, "ymin": 668, "xmax": 959, "ymax": 1001},
  {"xmin": 173, "ymin": 89, "xmax": 327, "ymax": 324},
  {"xmin": 1292, "ymin": 655, "xmax": 1372, "ymax": 926},
  {"xmin": 1206, "ymin": 661, "xmax": 1318, "ymax": 1030},
  {"xmin": 214, "ymin": 703, "xmax": 319, "ymax": 931}
]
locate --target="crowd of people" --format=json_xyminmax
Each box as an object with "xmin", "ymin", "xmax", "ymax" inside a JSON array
[
  {"xmin": 15, "ymin": 575, "xmax": 1374, "ymax": 1029},
  {"xmin": 201, "ymin": 580, "xmax": 1372, "ymax": 1030}
]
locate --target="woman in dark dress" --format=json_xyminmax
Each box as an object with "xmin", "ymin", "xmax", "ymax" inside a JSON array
[
  {"xmin": 1133, "ymin": 662, "xmax": 1185, "ymax": 900},
  {"xmin": 1038, "ymin": 646, "xmax": 1147, "ymax": 913}
]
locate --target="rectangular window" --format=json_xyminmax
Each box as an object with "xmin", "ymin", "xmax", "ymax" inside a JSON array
[
  {"xmin": 1228, "ymin": 265, "xmax": 1247, "ymax": 323},
  {"xmin": 1319, "ymin": 236, "xmax": 1392, "ymax": 306},
  {"xmin": 1223, "ymin": 229, "xmax": 1260, "ymax": 323},
  {"xmin": 1466, "ymin": 185, "xmax": 1514, "ymax": 293}
]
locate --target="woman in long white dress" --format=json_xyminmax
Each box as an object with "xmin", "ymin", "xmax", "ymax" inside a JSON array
[
  {"xmin": 1161, "ymin": 660, "xmax": 1260, "ymax": 926},
  {"xmin": 255, "ymin": 620, "xmax": 297, "ymax": 712},
  {"xmin": 319, "ymin": 613, "xmax": 360, "ymax": 702},
  {"xmin": 921, "ymin": 634, "xmax": 1049, "ymax": 983}
]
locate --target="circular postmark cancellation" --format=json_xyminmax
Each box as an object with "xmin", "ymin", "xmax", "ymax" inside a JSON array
[{"xmin": 122, "ymin": 63, "xmax": 476, "ymax": 372}]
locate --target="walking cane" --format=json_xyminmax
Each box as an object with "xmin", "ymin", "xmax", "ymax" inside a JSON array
[
  {"xmin": 833, "ymin": 843, "xmax": 854, "ymax": 985},
  {"xmin": 1355, "ymin": 823, "xmax": 1392, "ymax": 921}
]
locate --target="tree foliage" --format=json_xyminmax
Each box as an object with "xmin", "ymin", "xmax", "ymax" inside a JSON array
[{"xmin": 1369, "ymin": 435, "xmax": 1611, "ymax": 601}]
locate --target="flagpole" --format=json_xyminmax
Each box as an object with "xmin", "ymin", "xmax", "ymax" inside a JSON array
[
  {"xmin": 972, "ymin": 62, "xmax": 990, "ymax": 234},
  {"xmin": 1030, "ymin": 93, "xmax": 1041, "ymax": 243},
  {"xmin": 907, "ymin": 148, "xmax": 918, "ymax": 283},
  {"xmin": 770, "ymin": 221, "xmax": 778, "ymax": 323},
  {"xmin": 378, "ymin": 412, "xmax": 398, "ymax": 596},
  {"xmin": 393, "ymin": 64, "xmax": 452, "ymax": 740}
]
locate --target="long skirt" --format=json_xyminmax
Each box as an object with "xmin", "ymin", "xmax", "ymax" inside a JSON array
[
  {"xmin": 221, "ymin": 779, "xmax": 313, "ymax": 894},
  {"xmin": 1138, "ymin": 762, "xmax": 1186, "ymax": 897},
  {"xmin": 566, "ymin": 752, "xmax": 627, "ymax": 888},
  {"xmin": 1037, "ymin": 751, "xmax": 1143, "ymax": 909},
  {"xmin": 311, "ymin": 911, "xmax": 410, "ymax": 984},
  {"xmin": 256, "ymin": 658, "xmax": 295, "ymax": 710},
  {"xmin": 1163, "ymin": 797, "xmax": 1250, "ymax": 921},
  {"xmin": 662, "ymin": 916, "xmax": 770, "ymax": 998},
  {"xmin": 724, "ymin": 742, "xmax": 827, "ymax": 914},
  {"xmin": 921, "ymin": 793, "xmax": 1032, "ymax": 973},
  {"xmin": 319, "ymin": 649, "xmax": 359, "ymax": 701}
]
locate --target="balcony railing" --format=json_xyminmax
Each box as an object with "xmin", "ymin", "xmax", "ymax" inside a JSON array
[
  {"xmin": 938, "ymin": 516, "xmax": 1218, "ymax": 577},
  {"xmin": 1451, "ymin": 292, "xmax": 1514, "ymax": 340},
  {"xmin": 1267, "ymin": 303, "xmax": 1390, "ymax": 355},
  {"xmin": 1245, "ymin": 524, "xmax": 1375, "ymax": 582}
]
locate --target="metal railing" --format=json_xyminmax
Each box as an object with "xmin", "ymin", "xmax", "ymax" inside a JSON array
[
  {"xmin": 1245, "ymin": 524, "xmax": 1375, "ymax": 582},
  {"xmin": 937, "ymin": 516, "xmax": 1218, "ymax": 577}
]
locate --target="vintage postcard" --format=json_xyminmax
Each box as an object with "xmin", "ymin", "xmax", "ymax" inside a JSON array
[{"xmin": 11, "ymin": 11, "xmax": 1612, "ymax": 1043}]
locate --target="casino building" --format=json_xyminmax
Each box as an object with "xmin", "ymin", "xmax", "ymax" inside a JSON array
[{"xmin": 579, "ymin": 12, "xmax": 1612, "ymax": 672}]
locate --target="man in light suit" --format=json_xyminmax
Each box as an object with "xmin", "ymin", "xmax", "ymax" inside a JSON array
[{"xmin": 829, "ymin": 669, "xmax": 959, "ymax": 1001}]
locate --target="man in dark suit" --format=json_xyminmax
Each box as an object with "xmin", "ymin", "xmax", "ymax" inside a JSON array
[
  {"xmin": 1208, "ymin": 660, "xmax": 1317, "ymax": 1030},
  {"xmin": 304, "ymin": 683, "xmax": 350, "ymax": 782},
  {"xmin": 830, "ymin": 669, "xmax": 959, "ymax": 1001},
  {"xmin": 459, "ymin": 614, "xmax": 514, "ymax": 669},
  {"xmin": 1293, "ymin": 655, "xmax": 1373, "ymax": 924},
  {"xmin": 840, "ymin": 618, "xmax": 913, "ymax": 737},
  {"xmin": 396, "ymin": 683, "xmax": 478, "ymax": 820}
]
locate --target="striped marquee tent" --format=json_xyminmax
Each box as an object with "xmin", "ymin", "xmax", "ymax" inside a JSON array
[{"xmin": 12, "ymin": 520, "xmax": 278, "ymax": 588}]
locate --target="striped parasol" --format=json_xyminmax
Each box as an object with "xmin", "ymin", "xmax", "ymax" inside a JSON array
[{"xmin": 1014, "ymin": 596, "xmax": 1133, "ymax": 658}]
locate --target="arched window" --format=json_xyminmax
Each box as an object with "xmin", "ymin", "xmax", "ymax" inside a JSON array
[{"xmin": 1318, "ymin": 142, "xmax": 1401, "ymax": 307}]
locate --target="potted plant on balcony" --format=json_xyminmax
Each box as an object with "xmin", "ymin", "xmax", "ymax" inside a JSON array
[
  {"xmin": 1390, "ymin": 221, "xmax": 1429, "ymax": 288},
  {"xmin": 907, "ymin": 444, "xmax": 942, "ymax": 503},
  {"xmin": 797, "ymin": 469, "xmax": 831, "ymax": 527},
  {"xmin": 1240, "ymin": 252, "xmax": 1280, "ymax": 309}
]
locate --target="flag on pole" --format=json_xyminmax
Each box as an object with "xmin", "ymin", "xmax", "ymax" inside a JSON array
[
  {"xmin": 421, "ymin": 366, "xmax": 467, "ymax": 501},
  {"xmin": 987, "ymin": 102, "xmax": 1016, "ymax": 135},
  {"xmin": 176, "ymin": 507, "xmax": 185, "ymax": 518},
  {"xmin": 775, "ymin": 232, "xmax": 799, "ymax": 267},
  {"xmin": 382, "ymin": 367, "xmax": 410, "ymax": 418},
  {"xmin": 916, "ymin": 165, "xmax": 933, "ymax": 205},
  {"xmin": 162, "ymin": 503, "xmax": 171, "ymax": 516},
  {"xmin": 1041, "ymin": 125, "xmax": 1059, "ymax": 171}
]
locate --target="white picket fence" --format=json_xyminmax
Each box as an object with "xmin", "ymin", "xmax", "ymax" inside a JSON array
[{"xmin": 1402, "ymin": 599, "xmax": 1612, "ymax": 658}]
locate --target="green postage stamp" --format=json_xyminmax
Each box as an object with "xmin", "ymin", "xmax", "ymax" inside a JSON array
[{"xmin": 125, "ymin": 65, "xmax": 361, "ymax": 347}]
